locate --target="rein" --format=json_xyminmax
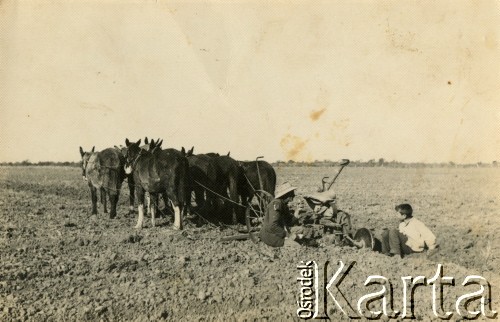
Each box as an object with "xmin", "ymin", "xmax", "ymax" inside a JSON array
[{"xmin": 128, "ymin": 150, "xmax": 144, "ymax": 171}]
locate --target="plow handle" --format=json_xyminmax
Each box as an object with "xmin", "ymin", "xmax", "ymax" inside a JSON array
[{"xmin": 325, "ymin": 159, "xmax": 350, "ymax": 191}]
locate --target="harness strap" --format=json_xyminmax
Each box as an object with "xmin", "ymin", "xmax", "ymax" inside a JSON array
[
  {"xmin": 128, "ymin": 151, "xmax": 144, "ymax": 171},
  {"xmin": 193, "ymin": 180, "xmax": 245, "ymax": 208}
]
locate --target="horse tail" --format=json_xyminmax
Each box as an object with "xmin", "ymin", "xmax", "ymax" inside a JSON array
[
  {"xmin": 109, "ymin": 167, "xmax": 123, "ymax": 194},
  {"xmin": 268, "ymin": 167, "xmax": 277, "ymax": 196},
  {"xmin": 260, "ymin": 164, "xmax": 277, "ymax": 197}
]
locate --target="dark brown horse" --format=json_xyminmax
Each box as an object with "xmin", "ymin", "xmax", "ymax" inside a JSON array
[
  {"xmin": 206, "ymin": 152, "xmax": 242, "ymax": 224},
  {"xmin": 124, "ymin": 139, "xmax": 189, "ymax": 229},
  {"xmin": 186, "ymin": 148, "xmax": 227, "ymax": 219},
  {"xmin": 114, "ymin": 145, "xmax": 137, "ymax": 215},
  {"xmin": 238, "ymin": 159, "xmax": 276, "ymax": 208},
  {"xmin": 79, "ymin": 146, "xmax": 127, "ymax": 219},
  {"xmin": 114, "ymin": 138, "xmax": 163, "ymax": 215}
]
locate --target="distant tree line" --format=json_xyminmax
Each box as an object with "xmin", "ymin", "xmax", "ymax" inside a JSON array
[
  {"xmin": 0, "ymin": 159, "xmax": 498, "ymax": 168},
  {"xmin": 274, "ymin": 159, "xmax": 499, "ymax": 168},
  {"xmin": 0, "ymin": 160, "xmax": 80, "ymax": 167}
]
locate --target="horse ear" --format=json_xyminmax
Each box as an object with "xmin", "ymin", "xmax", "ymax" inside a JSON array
[
  {"xmin": 136, "ymin": 139, "xmax": 141, "ymax": 146},
  {"xmin": 227, "ymin": 151, "xmax": 230, "ymax": 157},
  {"xmin": 125, "ymin": 138, "xmax": 130, "ymax": 147},
  {"xmin": 144, "ymin": 137, "xmax": 149, "ymax": 144},
  {"xmin": 158, "ymin": 139, "xmax": 163, "ymax": 148},
  {"xmin": 91, "ymin": 146, "xmax": 95, "ymax": 152},
  {"xmin": 181, "ymin": 147, "xmax": 186, "ymax": 156},
  {"xmin": 79, "ymin": 147, "xmax": 84, "ymax": 157}
]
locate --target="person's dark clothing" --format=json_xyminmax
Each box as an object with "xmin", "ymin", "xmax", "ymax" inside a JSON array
[
  {"xmin": 381, "ymin": 229, "xmax": 414, "ymax": 257},
  {"xmin": 259, "ymin": 199, "xmax": 293, "ymax": 247}
]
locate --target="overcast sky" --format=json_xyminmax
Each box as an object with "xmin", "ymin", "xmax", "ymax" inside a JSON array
[{"xmin": 0, "ymin": 1, "xmax": 499, "ymax": 163}]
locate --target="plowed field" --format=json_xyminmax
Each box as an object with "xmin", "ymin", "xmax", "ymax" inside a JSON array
[{"xmin": 1, "ymin": 166, "xmax": 499, "ymax": 321}]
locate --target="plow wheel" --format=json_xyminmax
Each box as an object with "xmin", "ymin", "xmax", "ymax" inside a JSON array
[{"xmin": 245, "ymin": 190, "xmax": 273, "ymax": 243}]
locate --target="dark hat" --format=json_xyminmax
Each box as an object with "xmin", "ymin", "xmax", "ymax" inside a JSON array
[{"xmin": 395, "ymin": 204, "xmax": 413, "ymax": 216}]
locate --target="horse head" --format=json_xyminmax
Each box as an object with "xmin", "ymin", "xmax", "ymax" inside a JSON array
[
  {"xmin": 114, "ymin": 145, "xmax": 128, "ymax": 158},
  {"xmin": 186, "ymin": 146, "xmax": 194, "ymax": 157},
  {"xmin": 140, "ymin": 137, "xmax": 152, "ymax": 151},
  {"xmin": 79, "ymin": 146, "xmax": 95, "ymax": 180},
  {"xmin": 150, "ymin": 139, "xmax": 163, "ymax": 154},
  {"xmin": 124, "ymin": 138, "xmax": 143, "ymax": 174},
  {"xmin": 141, "ymin": 137, "xmax": 163, "ymax": 152}
]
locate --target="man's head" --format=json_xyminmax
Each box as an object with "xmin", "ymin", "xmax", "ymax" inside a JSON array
[
  {"xmin": 395, "ymin": 203, "xmax": 413, "ymax": 220},
  {"xmin": 275, "ymin": 182, "xmax": 297, "ymax": 203}
]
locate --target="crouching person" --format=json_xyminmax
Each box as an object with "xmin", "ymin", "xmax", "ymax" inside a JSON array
[
  {"xmin": 382, "ymin": 203, "xmax": 438, "ymax": 258},
  {"xmin": 259, "ymin": 182, "xmax": 301, "ymax": 248}
]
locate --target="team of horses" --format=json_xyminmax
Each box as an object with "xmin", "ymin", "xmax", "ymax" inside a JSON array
[{"xmin": 79, "ymin": 137, "xmax": 276, "ymax": 230}]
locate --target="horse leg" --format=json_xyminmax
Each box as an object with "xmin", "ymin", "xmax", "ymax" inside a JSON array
[
  {"xmin": 150, "ymin": 193, "xmax": 158, "ymax": 227},
  {"xmin": 184, "ymin": 201, "xmax": 191, "ymax": 218},
  {"xmin": 228, "ymin": 179, "xmax": 239, "ymax": 225},
  {"xmin": 155, "ymin": 195, "xmax": 161, "ymax": 218},
  {"xmin": 214, "ymin": 188, "xmax": 227, "ymax": 222},
  {"xmin": 183, "ymin": 197, "xmax": 192, "ymax": 219},
  {"xmin": 204, "ymin": 190, "xmax": 213, "ymax": 213},
  {"xmin": 109, "ymin": 191, "xmax": 118, "ymax": 219},
  {"xmin": 239, "ymin": 192, "xmax": 251, "ymax": 223},
  {"xmin": 144, "ymin": 192, "xmax": 158, "ymax": 218},
  {"xmin": 171, "ymin": 200, "xmax": 182, "ymax": 230},
  {"xmin": 101, "ymin": 188, "xmax": 108, "ymax": 214},
  {"xmin": 89, "ymin": 183, "xmax": 98, "ymax": 215},
  {"xmin": 159, "ymin": 194, "xmax": 170, "ymax": 218},
  {"xmin": 161, "ymin": 192, "xmax": 172, "ymax": 221},
  {"xmin": 128, "ymin": 176, "xmax": 135, "ymax": 215},
  {"xmin": 167, "ymin": 189, "xmax": 183, "ymax": 230},
  {"xmin": 194, "ymin": 186, "xmax": 204, "ymax": 210},
  {"xmin": 144, "ymin": 192, "xmax": 150, "ymax": 217},
  {"xmin": 206, "ymin": 188, "xmax": 220, "ymax": 214},
  {"xmin": 146, "ymin": 193, "xmax": 160, "ymax": 218},
  {"xmin": 135, "ymin": 188, "xmax": 145, "ymax": 229}
]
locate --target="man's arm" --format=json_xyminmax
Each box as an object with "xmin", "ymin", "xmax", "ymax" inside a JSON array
[{"xmin": 418, "ymin": 221, "xmax": 437, "ymax": 250}]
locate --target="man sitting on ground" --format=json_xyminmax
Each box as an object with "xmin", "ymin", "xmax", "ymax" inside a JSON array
[{"xmin": 381, "ymin": 203, "xmax": 438, "ymax": 258}]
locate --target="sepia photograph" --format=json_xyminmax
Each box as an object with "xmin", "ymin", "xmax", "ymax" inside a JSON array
[{"xmin": 1, "ymin": 1, "xmax": 499, "ymax": 320}]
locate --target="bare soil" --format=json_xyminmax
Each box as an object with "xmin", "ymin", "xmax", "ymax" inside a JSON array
[{"xmin": 1, "ymin": 166, "xmax": 499, "ymax": 321}]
